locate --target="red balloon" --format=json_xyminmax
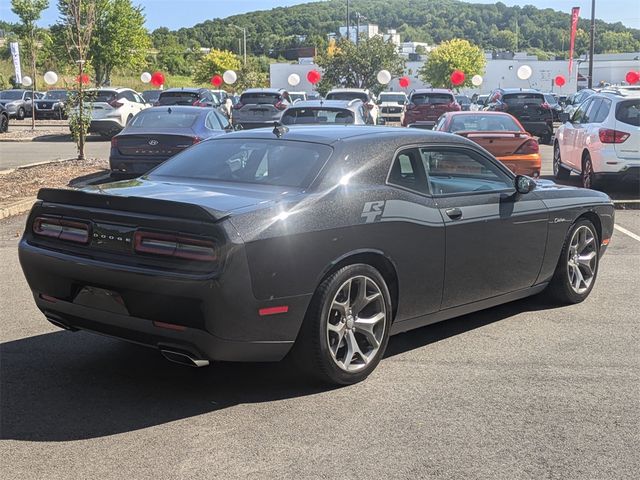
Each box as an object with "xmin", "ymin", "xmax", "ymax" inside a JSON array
[
  {"xmin": 450, "ymin": 70, "xmax": 465, "ymax": 86},
  {"xmin": 398, "ymin": 76, "xmax": 410, "ymax": 88},
  {"xmin": 555, "ymin": 75, "xmax": 566, "ymax": 87},
  {"xmin": 76, "ymin": 74, "xmax": 90, "ymax": 85},
  {"xmin": 150, "ymin": 71, "xmax": 165, "ymax": 87},
  {"xmin": 211, "ymin": 74, "xmax": 223, "ymax": 87},
  {"xmin": 625, "ymin": 70, "xmax": 639, "ymax": 85},
  {"xmin": 307, "ymin": 69, "xmax": 321, "ymax": 85}
]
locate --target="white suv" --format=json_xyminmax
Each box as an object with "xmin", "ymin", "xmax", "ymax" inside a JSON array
[
  {"xmin": 553, "ymin": 89, "xmax": 639, "ymax": 189},
  {"xmin": 325, "ymin": 88, "xmax": 380, "ymax": 124},
  {"xmin": 377, "ymin": 91, "xmax": 407, "ymax": 123},
  {"xmin": 86, "ymin": 88, "xmax": 149, "ymax": 138}
]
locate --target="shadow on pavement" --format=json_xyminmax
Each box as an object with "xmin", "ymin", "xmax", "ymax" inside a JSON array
[
  {"xmin": 0, "ymin": 293, "xmax": 557, "ymax": 442},
  {"xmin": 34, "ymin": 134, "xmax": 110, "ymax": 142},
  {"xmin": 540, "ymin": 174, "xmax": 639, "ymax": 201}
]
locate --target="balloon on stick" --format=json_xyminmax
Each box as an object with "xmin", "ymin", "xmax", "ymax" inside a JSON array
[
  {"xmin": 22, "ymin": 76, "xmax": 33, "ymax": 87},
  {"xmin": 398, "ymin": 76, "xmax": 410, "ymax": 88},
  {"xmin": 625, "ymin": 70, "xmax": 639, "ymax": 85},
  {"xmin": 471, "ymin": 75, "xmax": 483, "ymax": 87},
  {"xmin": 517, "ymin": 65, "xmax": 532, "ymax": 80},
  {"xmin": 150, "ymin": 72, "xmax": 165, "ymax": 87},
  {"xmin": 76, "ymin": 74, "xmax": 90, "ymax": 85},
  {"xmin": 554, "ymin": 75, "xmax": 566, "ymax": 87},
  {"xmin": 140, "ymin": 72, "xmax": 152, "ymax": 84},
  {"xmin": 223, "ymin": 70, "xmax": 237, "ymax": 85},
  {"xmin": 377, "ymin": 70, "xmax": 392, "ymax": 85},
  {"xmin": 44, "ymin": 71, "xmax": 58, "ymax": 85},
  {"xmin": 288, "ymin": 73, "xmax": 300, "ymax": 87},
  {"xmin": 307, "ymin": 69, "xmax": 321, "ymax": 85},
  {"xmin": 450, "ymin": 70, "xmax": 465, "ymax": 86},
  {"xmin": 211, "ymin": 74, "xmax": 223, "ymax": 87}
]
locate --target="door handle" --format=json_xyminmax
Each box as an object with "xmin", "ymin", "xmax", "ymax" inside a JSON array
[{"xmin": 445, "ymin": 208, "xmax": 463, "ymax": 220}]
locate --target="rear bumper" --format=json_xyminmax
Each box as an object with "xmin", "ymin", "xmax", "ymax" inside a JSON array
[
  {"xmin": 520, "ymin": 121, "xmax": 552, "ymax": 137},
  {"xmin": 18, "ymin": 238, "xmax": 311, "ymax": 362},
  {"xmin": 406, "ymin": 121, "xmax": 435, "ymax": 129},
  {"xmin": 496, "ymin": 153, "xmax": 542, "ymax": 177},
  {"xmin": 109, "ymin": 152, "xmax": 169, "ymax": 176},
  {"xmin": 90, "ymin": 119, "xmax": 123, "ymax": 134}
]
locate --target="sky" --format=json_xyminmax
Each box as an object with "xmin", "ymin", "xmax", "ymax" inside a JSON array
[{"xmin": 1, "ymin": 0, "xmax": 638, "ymax": 31}]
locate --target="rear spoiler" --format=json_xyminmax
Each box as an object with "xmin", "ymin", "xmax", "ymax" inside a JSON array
[{"xmin": 37, "ymin": 188, "xmax": 226, "ymax": 222}]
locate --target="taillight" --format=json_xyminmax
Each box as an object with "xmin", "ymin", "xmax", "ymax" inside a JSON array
[
  {"xmin": 514, "ymin": 138, "xmax": 540, "ymax": 155},
  {"xmin": 599, "ymin": 128, "xmax": 630, "ymax": 144},
  {"xmin": 109, "ymin": 99, "xmax": 123, "ymax": 108},
  {"xmin": 33, "ymin": 217, "xmax": 90, "ymax": 244},
  {"xmin": 233, "ymin": 102, "xmax": 243, "ymax": 110},
  {"xmin": 111, "ymin": 136, "xmax": 118, "ymax": 148},
  {"xmin": 134, "ymin": 231, "xmax": 217, "ymax": 261},
  {"xmin": 540, "ymin": 102, "xmax": 551, "ymax": 110},
  {"xmin": 406, "ymin": 103, "xmax": 416, "ymax": 111},
  {"xmin": 274, "ymin": 101, "xmax": 287, "ymax": 111},
  {"xmin": 192, "ymin": 136, "xmax": 202, "ymax": 144},
  {"xmin": 192, "ymin": 100, "xmax": 205, "ymax": 107}
]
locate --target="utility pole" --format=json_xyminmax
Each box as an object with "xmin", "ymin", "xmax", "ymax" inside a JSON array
[
  {"xmin": 230, "ymin": 24, "xmax": 247, "ymax": 65},
  {"xmin": 515, "ymin": 11, "xmax": 519, "ymax": 52},
  {"xmin": 588, "ymin": 0, "xmax": 596, "ymax": 88},
  {"xmin": 356, "ymin": 12, "xmax": 360, "ymax": 45},
  {"xmin": 346, "ymin": 0, "xmax": 351, "ymax": 42}
]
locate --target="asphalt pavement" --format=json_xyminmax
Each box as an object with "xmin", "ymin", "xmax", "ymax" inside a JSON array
[{"xmin": 1, "ymin": 210, "xmax": 638, "ymax": 480}]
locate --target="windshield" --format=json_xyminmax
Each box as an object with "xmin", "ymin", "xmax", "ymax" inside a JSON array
[
  {"xmin": 615, "ymin": 99, "xmax": 640, "ymax": 127},
  {"xmin": 0, "ymin": 91, "xmax": 24, "ymax": 100},
  {"xmin": 128, "ymin": 109, "xmax": 200, "ymax": 128},
  {"xmin": 158, "ymin": 91, "xmax": 199, "ymax": 105},
  {"xmin": 448, "ymin": 114, "xmax": 522, "ymax": 132},
  {"xmin": 326, "ymin": 91, "xmax": 368, "ymax": 102},
  {"xmin": 43, "ymin": 91, "xmax": 67, "ymax": 100},
  {"xmin": 412, "ymin": 93, "xmax": 454, "ymax": 105},
  {"xmin": 149, "ymin": 138, "xmax": 333, "ymax": 188},
  {"xmin": 240, "ymin": 92, "xmax": 281, "ymax": 104},
  {"xmin": 379, "ymin": 94, "xmax": 406, "ymax": 104},
  {"xmin": 281, "ymin": 108, "xmax": 354, "ymax": 125}
]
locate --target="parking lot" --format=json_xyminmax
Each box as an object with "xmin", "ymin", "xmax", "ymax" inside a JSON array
[{"xmin": 1, "ymin": 141, "xmax": 639, "ymax": 478}]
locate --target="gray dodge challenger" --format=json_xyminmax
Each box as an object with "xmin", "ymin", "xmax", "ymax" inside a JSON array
[{"xmin": 19, "ymin": 126, "xmax": 615, "ymax": 385}]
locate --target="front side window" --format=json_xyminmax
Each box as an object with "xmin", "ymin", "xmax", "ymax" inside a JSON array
[
  {"xmin": 420, "ymin": 148, "xmax": 512, "ymax": 195},
  {"xmin": 205, "ymin": 111, "xmax": 222, "ymax": 130},
  {"xmin": 571, "ymin": 99, "xmax": 592, "ymax": 123},
  {"xmin": 591, "ymin": 98, "xmax": 611, "ymax": 124}
]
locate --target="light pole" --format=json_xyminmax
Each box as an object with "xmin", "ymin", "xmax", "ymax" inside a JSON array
[
  {"xmin": 588, "ymin": 0, "xmax": 596, "ymax": 88},
  {"xmin": 230, "ymin": 24, "xmax": 247, "ymax": 65},
  {"xmin": 346, "ymin": 0, "xmax": 351, "ymax": 41}
]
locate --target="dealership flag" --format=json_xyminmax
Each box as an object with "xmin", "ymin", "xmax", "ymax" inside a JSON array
[
  {"xmin": 9, "ymin": 42, "xmax": 22, "ymax": 84},
  {"xmin": 569, "ymin": 7, "xmax": 580, "ymax": 74}
]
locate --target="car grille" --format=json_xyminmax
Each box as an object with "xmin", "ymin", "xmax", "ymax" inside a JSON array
[
  {"xmin": 382, "ymin": 107, "xmax": 402, "ymax": 113},
  {"xmin": 37, "ymin": 103, "xmax": 54, "ymax": 110}
]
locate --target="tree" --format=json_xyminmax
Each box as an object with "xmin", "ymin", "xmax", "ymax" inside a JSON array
[
  {"xmin": 57, "ymin": 0, "xmax": 97, "ymax": 160},
  {"xmin": 493, "ymin": 30, "xmax": 517, "ymax": 51},
  {"xmin": 90, "ymin": 0, "xmax": 150, "ymax": 86},
  {"xmin": 419, "ymin": 39, "xmax": 486, "ymax": 90},
  {"xmin": 233, "ymin": 56, "xmax": 269, "ymax": 92},
  {"xmin": 192, "ymin": 49, "xmax": 241, "ymax": 85},
  {"xmin": 11, "ymin": 0, "xmax": 49, "ymax": 129},
  {"xmin": 315, "ymin": 36, "xmax": 405, "ymax": 96}
]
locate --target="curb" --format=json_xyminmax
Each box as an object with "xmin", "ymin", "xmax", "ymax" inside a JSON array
[
  {"xmin": 0, "ymin": 157, "xmax": 81, "ymax": 175},
  {"xmin": 613, "ymin": 200, "xmax": 640, "ymax": 210},
  {"xmin": 0, "ymin": 197, "xmax": 36, "ymax": 220}
]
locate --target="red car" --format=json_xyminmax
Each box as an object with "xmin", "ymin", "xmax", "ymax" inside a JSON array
[
  {"xmin": 433, "ymin": 111, "xmax": 541, "ymax": 177},
  {"xmin": 402, "ymin": 88, "xmax": 461, "ymax": 128}
]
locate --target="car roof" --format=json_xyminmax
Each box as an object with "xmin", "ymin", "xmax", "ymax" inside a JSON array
[
  {"xmin": 162, "ymin": 87, "xmax": 206, "ymax": 93},
  {"xmin": 411, "ymin": 88, "xmax": 454, "ymax": 95},
  {"xmin": 498, "ymin": 88, "xmax": 543, "ymax": 95},
  {"xmin": 139, "ymin": 106, "xmax": 210, "ymax": 114},
  {"xmin": 220, "ymin": 125, "xmax": 471, "ymax": 146},
  {"xmin": 443, "ymin": 111, "xmax": 514, "ymax": 116},
  {"xmin": 288, "ymin": 100, "xmax": 362, "ymax": 109},
  {"xmin": 242, "ymin": 88, "xmax": 285, "ymax": 94},
  {"xmin": 327, "ymin": 88, "xmax": 370, "ymax": 93}
]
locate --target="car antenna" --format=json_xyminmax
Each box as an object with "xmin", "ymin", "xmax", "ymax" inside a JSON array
[
  {"xmin": 272, "ymin": 122, "xmax": 289, "ymax": 138},
  {"xmin": 167, "ymin": 107, "xmax": 172, "ymax": 114}
]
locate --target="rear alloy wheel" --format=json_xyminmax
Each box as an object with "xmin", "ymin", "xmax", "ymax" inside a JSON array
[
  {"xmin": 16, "ymin": 107, "xmax": 25, "ymax": 120},
  {"xmin": 0, "ymin": 114, "xmax": 8, "ymax": 133},
  {"xmin": 553, "ymin": 143, "xmax": 570, "ymax": 180},
  {"xmin": 581, "ymin": 154, "xmax": 598, "ymax": 189},
  {"xmin": 293, "ymin": 264, "xmax": 391, "ymax": 385},
  {"xmin": 546, "ymin": 219, "xmax": 599, "ymax": 304}
]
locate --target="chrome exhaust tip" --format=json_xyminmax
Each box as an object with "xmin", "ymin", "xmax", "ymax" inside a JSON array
[{"xmin": 160, "ymin": 349, "xmax": 210, "ymax": 368}]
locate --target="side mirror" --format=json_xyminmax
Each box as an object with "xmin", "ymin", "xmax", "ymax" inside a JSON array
[
  {"xmin": 559, "ymin": 113, "xmax": 570, "ymax": 123},
  {"xmin": 515, "ymin": 175, "xmax": 536, "ymax": 194}
]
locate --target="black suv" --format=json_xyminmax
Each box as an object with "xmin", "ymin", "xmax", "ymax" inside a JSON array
[
  {"xmin": 157, "ymin": 88, "xmax": 219, "ymax": 108},
  {"xmin": 485, "ymin": 88, "xmax": 554, "ymax": 144}
]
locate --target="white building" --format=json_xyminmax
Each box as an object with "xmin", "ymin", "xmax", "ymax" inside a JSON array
[
  {"xmin": 399, "ymin": 42, "xmax": 433, "ymax": 57},
  {"xmin": 330, "ymin": 24, "xmax": 401, "ymax": 46}
]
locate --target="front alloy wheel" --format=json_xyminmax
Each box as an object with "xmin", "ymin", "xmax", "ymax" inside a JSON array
[{"xmin": 553, "ymin": 143, "xmax": 570, "ymax": 180}]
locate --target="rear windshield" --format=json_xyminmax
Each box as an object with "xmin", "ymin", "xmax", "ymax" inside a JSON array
[
  {"xmin": 128, "ymin": 110, "xmax": 200, "ymax": 128},
  {"xmin": 411, "ymin": 93, "xmax": 454, "ymax": 105},
  {"xmin": 615, "ymin": 99, "xmax": 640, "ymax": 127},
  {"xmin": 158, "ymin": 92, "xmax": 199, "ymax": 105},
  {"xmin": 0, "ymin": 90, "xmax": 24, "ymax": 100},
  {"xmin": 281, "ymin": 108, "xmax": 354, "ymax": 125},
  {"xmin": 240, "ymin": 92, "xmax": 280, "ymax": 104},
  {"xmin": 456, "ymin": 96, "xmax": 471, "ymax": 104},
  {"xmin": 326, "ymin": 92, "xmax": 368, "ymax": 102},
  {"xmin": 90, "ymin": 90, "xmax": 117, "ymax": 103},
  {"xmin": 43, "ymin": 90, "xmax": 67, "ymax": 100},
  {"xmin": 149, "ymin": 139, "xmax": 333, "ymax": 188},
  {"xmin": 448, "ymin": 114, "xmax": 521, "ymax": 132},
  {"xmin": 379, "ymin": 94, "xmax": 406, "ymax": 104},
  {"xmin": 142, "ymin": 91, "xmax": 161, "ymax": 102},
  {"xmin": 503, "ymin": 94, "xmax": 544, "ymax": 106},
  {"xmin": 289, "ymin": 93, "xmax": 306, "ymax": 102}
]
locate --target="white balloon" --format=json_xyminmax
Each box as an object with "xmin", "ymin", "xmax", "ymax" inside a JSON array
[
  {"xmin": 43, "ymin": 71, "xmax": 58, "ymax": 85},
  {"xmin": 377, "ymin": 69, "xmax": 391, "ymax": 85},
  {"xmin": 223, "ymin": 70, "xmax": 237, "ymax": 85},
  {"xmin": 471, "ymin": 75, "xmax": 483, "ymax": 87},
  {"xmin": 517, "ymin": 65, "xmax": 532, "ymax": 80},
  {"xmin": 22, "ymin": 76, "xmax": 33, "ymax": 87},
  {"xmin": 288, "ymin": 73, "xmax": 300, "ymax": 87},
  {"xmin": 140, "ymin": 72, "xmax": 152, "ymax": 84}
]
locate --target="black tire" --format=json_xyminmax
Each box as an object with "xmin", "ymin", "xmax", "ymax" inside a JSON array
[
  {"xmin": 581, "ymin": 153, "xmax": 599, "ymax": 189},
  {"xmin": 546, "ymin": 219, "xmax": 599, "ymax": 305},
  {"xmin": 0, "ymin": 114, "xmax": 8, "ymax": 133},
  {"xmin": 540, "ymin": 131, "xmax": 552, "ymax": 145},
  {"xmin": 292, "ymin": 264, "xmax": 392, "ymax": 385},
  {"xmin": 126, "ymin": 114, "xmax": 133, "ymax": 125},
  {"xmin": 16, "ymin": 107, "xmax": 25, "ymax": 120},
  {"xmin": 553, "ymin": 142, "xmax": 570, "ymax": 180}
]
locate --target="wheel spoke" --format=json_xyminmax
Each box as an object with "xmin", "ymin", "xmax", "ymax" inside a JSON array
[
  {"xmin": 354, "ymin": 312, "xmax": 384, "ymax": 349},
  {"xmin": 578, "ymin": 251, "xmax": 596, "ymax": 272},
  {"xmin": 573, "ymin": 265, "xmax": 584, "ymax": 290}
]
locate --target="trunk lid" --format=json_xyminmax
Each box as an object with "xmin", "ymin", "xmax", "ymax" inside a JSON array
[
  {"xmin": 456, "ymin": 131, "xmax": 531, "ymax": 157},
  {"xmin": 115, "ymin": 131, "xmax": 197, "ymax": 158}
]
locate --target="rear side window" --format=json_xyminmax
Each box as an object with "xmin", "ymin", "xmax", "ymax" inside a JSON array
[
  {"xmin": 411, "ymin": 93, "xmax": 454, "ymax": 105},
  {"xmin": 591, "ymin": 98, "xmax": 611, "ymax": 124},
  {"xmin": 240, "ymin": 92, "xmax": 280, "ymax": 104},
  {"xmin": 281, "ymin": 108, "xmax": 354, "ymax": 125},
  {"xmin": 503, "ymin": 94, "xmax": 544, "ymax": 106},
  {"xmin": 149, "ymin": 139, "xmax": 333, "ymax": 188},
  {"xmin": 388, "ymin": 149, "xmax": 429, "ymax": 194},
  {"xmin": 615, "ymin": 99, "xmax": 640, "ymax": 126}
]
